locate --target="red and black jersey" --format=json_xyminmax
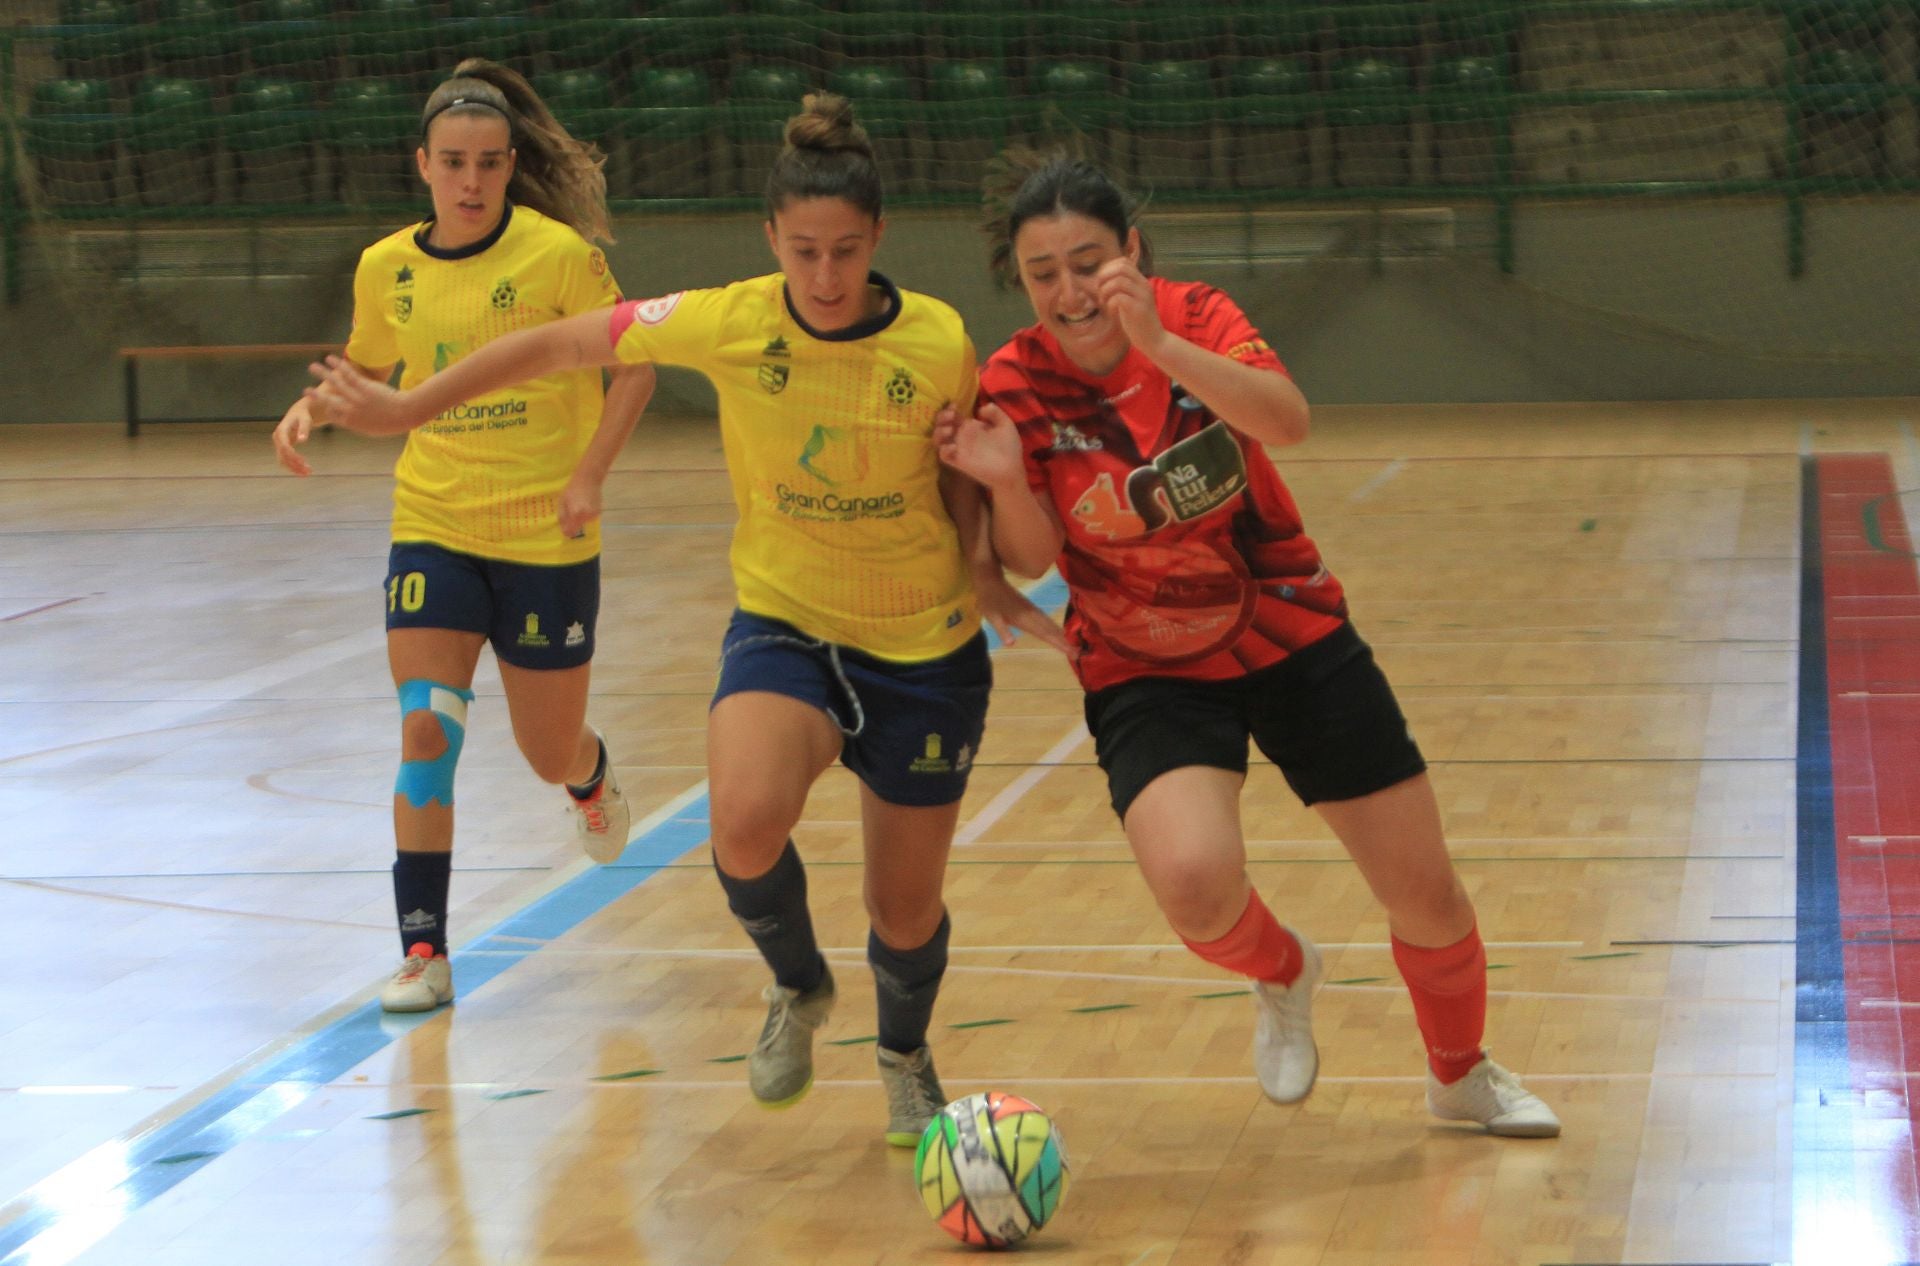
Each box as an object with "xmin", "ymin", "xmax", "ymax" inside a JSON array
[{"xmin": 981, "ymin": 277, "xmax": 1348, "ymax": 691}]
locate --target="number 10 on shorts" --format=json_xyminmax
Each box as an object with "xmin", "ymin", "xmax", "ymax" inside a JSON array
[{"xmin": 389, "ymin": 571, "xmax": 426, "ymax": 614}]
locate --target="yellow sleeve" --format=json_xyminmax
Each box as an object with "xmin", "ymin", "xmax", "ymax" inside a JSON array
[
  {"xmin": 555, "ymin": 239, "xmax": 623, "ymax": 318},
  {"xmin": 610, "ymin": 286, "xmax": 731, "ymax": 372},
  {"xmin": 343, "ymin": 247, "xmax": 400, "ymax": 371}
]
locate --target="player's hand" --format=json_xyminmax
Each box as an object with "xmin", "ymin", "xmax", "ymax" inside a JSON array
[
  {"xmin": 1094, "ymin": 256, "xmax": 1169, "ymax": 359},
  {"xmin": 973, "ymin": 566, "xmax": 1071, "ymax": 656},
  {"xmin": 558, "ymin": 474, "xmax": 602, "ymax": 539},
  {"xmin": 936, "ymin": 402, "xmax": 1027, "ymax": 494},
  {"xmin": 305, "ymin": 355, "xmax": 408, "ymax": 435},
  {"xmin": 271, "ymin": 397, "xmax": 317, "ymax": 475}
]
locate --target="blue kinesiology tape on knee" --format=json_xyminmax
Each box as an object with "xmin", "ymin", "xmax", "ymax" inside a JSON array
[{"xmin": 395, "ymin": 678, "xmax": 475, "ymax": 808}]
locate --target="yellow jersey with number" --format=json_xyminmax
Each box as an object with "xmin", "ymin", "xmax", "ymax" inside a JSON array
[
  {"xmin": 345, "ymin": 203, "xmax": 621, "ymax": 565},
  {"xmin": 609, "ymin": 272, "xmax": 979, "ymax": 660}
]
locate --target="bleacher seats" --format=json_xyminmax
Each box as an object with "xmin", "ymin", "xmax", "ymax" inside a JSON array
[
  {"xmin": 130, "ymin": 77, "xmax": 219, "ymax": 205},
  {"xmin": 228, "ymin": 76, "xmax": 318, "ymax": 204},
  {"xmin": 27, "ymin": 77, "xmax": 118, "ymax": 206}
]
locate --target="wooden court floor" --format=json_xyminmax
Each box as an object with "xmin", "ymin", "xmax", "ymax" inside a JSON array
[{"xmin": 3, "ymin": 400, "xmax": 1918, "ymax": 1265}]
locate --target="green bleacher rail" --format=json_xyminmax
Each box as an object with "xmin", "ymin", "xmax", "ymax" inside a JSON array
[
  {"xmin": 6, "ymin": 0, "xmax": 1920, "ymax": 293},
  {"xmin": 3, "ymin": 27, "xmax": 18, "ymax": 305}
]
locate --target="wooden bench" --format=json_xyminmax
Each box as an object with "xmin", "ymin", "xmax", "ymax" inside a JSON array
[{"xmin": 117, "ymin": 343, "xmax": 342, "ymax": 437}]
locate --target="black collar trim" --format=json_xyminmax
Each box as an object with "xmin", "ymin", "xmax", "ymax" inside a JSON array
[
  {"xmin": 783, "ymin": 271, "xmax": 901, "ymax": 342},
  {"xmin": 414, "ymin": 201, "xmax": 514, "ymax": 260}
]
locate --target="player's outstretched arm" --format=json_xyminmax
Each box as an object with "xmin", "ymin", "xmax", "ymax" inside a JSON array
[
  {"xmin": 273, "ymin": 358, "xmax": 392, "ymax": 473},
  {"xmin": 307, "ymin": 309, "xmax": 626, "ymax": 437},
  {"xmin": 937, "ymin": 402, "xmax": 1064, "ymax": 580},
  {"xmin": 559, "ymin": 363, "xmax": 657, "ymax": 538}
]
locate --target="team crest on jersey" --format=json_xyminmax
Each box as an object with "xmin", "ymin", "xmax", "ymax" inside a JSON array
[
  {"xmin": 884, "ymin": 367, "xmax": 916, "ymax": 406},
  {"xmin": 490, "ymin": 277, "xmax": 518, "ymax": 310},
  {"xmin": 588, "ymin": 249, "xmax": 606, "ymax": 277},
  {"xmin": 758, "ymin": 363, "xmax": 790, "ymax": 394},
  {"xmin": 393, "ymin": 294, "xmax": 412, "ymax": 323}
]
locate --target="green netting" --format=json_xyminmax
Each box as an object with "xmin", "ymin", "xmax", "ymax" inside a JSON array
[{"xmin": 3, "ymin": 1, "xmax": 1918, "ymax": 361}]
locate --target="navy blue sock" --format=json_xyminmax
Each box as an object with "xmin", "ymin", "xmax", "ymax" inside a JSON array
[
  {"xmin": 565, "ymin": 735, "xmax": 607, "ymax": 798},
  {"xmin": 392, "ymin": 849, "xmax": 452, "ymax": 957},
  {"xmin": 714, "ymin": 840, "xmax": 826, "ymax": 993},
  {"xmin": 869, "ymin": 912, "xmax": 951, "ymax": 1055}
]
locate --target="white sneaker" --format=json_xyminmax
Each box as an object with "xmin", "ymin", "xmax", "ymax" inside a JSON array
[
  {"xmin": 571, "ymin": 733, "xmax": 631, "ymax": 863},
  {"xmin": 1251, "ymin": 929, "xmax": 1323, "ymax": 1104},
  {"xmin": 749, "ymin": 967, "xmax": 836, "ymax": 1106},
  {"xmin": 1427, "ymin": 1057, "xmax": 1562, "ymax": 1137},
  {"xmin": 380, "ymin": 942, "xmax": 453, "ymax": 1013},
  {"xmin": 877, "ymin": 1045, "xmax": 946, "ymax": 1148}
]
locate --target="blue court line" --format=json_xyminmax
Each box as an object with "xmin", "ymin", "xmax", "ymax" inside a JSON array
[
  {"xmin": 0, "ymin": 802, "xmax": 711, "ymax": 1266},
  {"xmin": 1790, "ymin": 456, "xmax": 1858, "ymax": 1259},
  {"xmin": 0, "ymin": 575, "xmax": 1071, "ymax": 1266}
]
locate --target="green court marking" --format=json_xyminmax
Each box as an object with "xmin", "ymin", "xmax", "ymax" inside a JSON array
[
  {"xmin": 1328, "ymin": 976, "xmax": 1386, "ymax": 985},
  {"xmin": 1861, "ymin": 494, "xmax": 1919, "ymax": 558},
  {"xmin": 1580, "ymin": 518, "xmax": 1597, "ymax": 532},
  {"xmin": 707, "ymin": 1053, "xmax": 747, "ymax": 1064},
  {"xmin": 1067, "ymin": 1003, "xmax": 1136, "ymax": 1014},
  {"xmin": 485, "ymin": 1088, "xmax": 549, "ymax": 1101},
  {"xmin": 948, "ymin": 1018, "xmax": 1016, "ymax": 1029},
  {"xmin": 1486, "ymin": 963, "xmax": 1513, "ymax": 971},
  {"xmin": 828, "ymin": 1034, "xmax": 879, "ymax": 1047},
  {"xmin": 365, "ymin": 1107, "xmax": 434, "ymax": 1120},
  {"xmin": 1192, "ymin": 990, "xmax": 1245, "ymax": 1000},
  {"xmin": 153, "ymin": 1151, "xmax": 220, "ymax": 1165},
  {"xmin": 1569, "ymin": 951, "xmax": 1641, "ymax": 961},
  {"xmin": 592, "ymin": 1068, "xmax": 664, "ymax": 1082}
]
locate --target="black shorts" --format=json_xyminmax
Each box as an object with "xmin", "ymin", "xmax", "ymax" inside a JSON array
[
  {"xmin": 384, "ymin": 541, "xmax": 599, "ymax": 670},
  {"xmin": 714, "ymin": 610, "xmax": 992, "ymax": 808},
  {"xmin": 1083, "ymin": 624, "xmax": 1427, "ymax": 821}
]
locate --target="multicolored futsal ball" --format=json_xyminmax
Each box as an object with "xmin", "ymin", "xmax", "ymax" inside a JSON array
[{"xmin": 914, "ymin": 1091, "xmax": 1069, "ymax": 1248}]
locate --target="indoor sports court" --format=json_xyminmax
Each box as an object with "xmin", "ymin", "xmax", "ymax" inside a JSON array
[{"xmin": 3, "ymin": 4, "xmax": 1919, "ymax": 1265}]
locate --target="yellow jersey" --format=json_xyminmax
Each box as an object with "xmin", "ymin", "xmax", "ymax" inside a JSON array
[
  {"xmin": 609, "ymin": 272, "xmax": 980, "ymax": 660},
  {"xmin": 345, "ymin": 203, "xmax": 621, "ymax": 565}
]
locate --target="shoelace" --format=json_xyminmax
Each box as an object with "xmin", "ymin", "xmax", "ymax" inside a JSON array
[
  {"xmin": 574, "ymin": 790, "xmax": 608, "ymax": 832},
  {"xmin": 396, "ymin": 955, "xmax": 429, "ymax": 982},
  {"xmin": 887, "ymin": 1059, "xmax": 940, "ymax": 1121},
  {"xmin": 757, "ymin": 985, "xmax": 797, "ymax": 1049}
]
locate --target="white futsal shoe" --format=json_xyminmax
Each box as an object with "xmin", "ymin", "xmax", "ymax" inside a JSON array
[
  {"xmin": 571, "ymin": 733, "xmax": 632, "ymax": 863},
  {"xmin": 1427, "ymin": 1057, "xmax": 1562, "ymax": 1137},
  {"xmin": 1251, "ymin": 930, "xmax": 1324, "ymax": 1103},
  {"xmin": 380, "ymin": 943, "xmax": 454, "ymax": 1013}
]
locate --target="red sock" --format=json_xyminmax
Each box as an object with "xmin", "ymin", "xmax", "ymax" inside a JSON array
[
  {"xmin": 1181, "ymin": 890, "xmax": 1303, "ymax": 986},
  {"xmin": 1391, "ymin": 926, "xmax": 1488, "ymax": 1084}
]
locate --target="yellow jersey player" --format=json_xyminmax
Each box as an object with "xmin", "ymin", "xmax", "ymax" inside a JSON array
[
  {"xmin": 272, "ymin": 60, "xmax": 655, "ymax": 1014},
  {"xmin": 311, "ymin": 93, "xmax": 1062, "ymax": 1144}
]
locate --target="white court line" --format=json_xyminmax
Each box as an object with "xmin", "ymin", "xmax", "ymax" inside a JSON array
[
  {"xmin": 954, "ymin": 720, "xmax": 1089, "ymax": 846},
  {"xmin": 210, "ymin": 1069, "xmax": 1774, "ymax": 1095},
  {"xmin": 474, "ymin": 938, "xmax": 1583, "ymax": 954},
  {"xmin": 461, "ymin": 942, "xmax": 1767, "ymax": 1003},
  {"xmin": 1347, "ymin": 457, "xmax": 1407, "ymax": 503}
]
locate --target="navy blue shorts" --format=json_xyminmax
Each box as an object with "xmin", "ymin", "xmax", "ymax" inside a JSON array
[
  {"xmin": 1084, "ymin": 623, "xmax": 1428, "ymax": 820},
  {"xmin": 384, "ymin": 541, "xmax": 599, "ymax": 670},
  {"xmin": 713, "ymin": 610, "xmax": 992, "ymax": 807}
]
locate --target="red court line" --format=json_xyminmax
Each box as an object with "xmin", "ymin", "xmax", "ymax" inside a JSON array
[
  {"xmin": 0, "ymin": 597, "xmax": 88, "ymax": 623},
  {"xmin": 1819, "ymin": 454, "xmax": 1920, "ymax": 1226}
]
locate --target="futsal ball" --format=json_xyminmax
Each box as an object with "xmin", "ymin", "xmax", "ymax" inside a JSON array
[{"xmin": 914, "ymin": 1091, "xmax": 1069, "ymax": 1248}]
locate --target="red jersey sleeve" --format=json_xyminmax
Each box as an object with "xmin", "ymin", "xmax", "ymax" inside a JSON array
[
  {"xmin": 1178, "ymin": 283, "xmax": 1290, "ymax": 377},
  {"xmin": 980, "ymin": 346, "xmax": 1057, "ymax": 501}
]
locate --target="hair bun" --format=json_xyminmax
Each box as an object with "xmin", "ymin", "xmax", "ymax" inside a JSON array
[{"xmin": 783, "ymin": 92, "xmax": 871, "ymax": 156}]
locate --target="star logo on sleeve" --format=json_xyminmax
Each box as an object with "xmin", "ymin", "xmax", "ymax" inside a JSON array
[{"xmin": 395, "ymin": 265, "xmax": 414, "ymax": 286}]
